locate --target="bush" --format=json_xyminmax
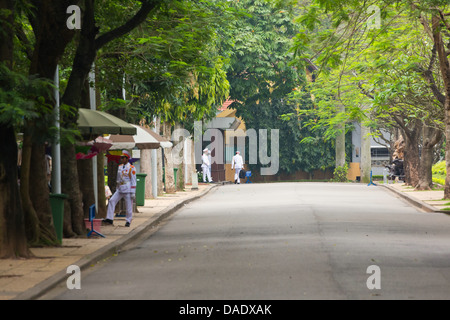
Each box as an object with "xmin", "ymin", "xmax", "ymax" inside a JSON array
[
  {"xmin": 332, "ymin": 163, "xmax": 349, "ymax": 182},
  {"xmin": 433, "ymin": 177, "xmax": 445, "ymax": 186},
  {"xmin": 432, "ymin": 161, "xmax": 446, "ymax": 176},
  {"xmin": 432, "ymin": 161, "xmax": 446, "ymax": 186}
]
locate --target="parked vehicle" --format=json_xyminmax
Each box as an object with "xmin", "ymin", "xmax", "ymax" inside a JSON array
[{"xmin": 385, "ymin": 158, "xmax": 405, "ymax": 181}]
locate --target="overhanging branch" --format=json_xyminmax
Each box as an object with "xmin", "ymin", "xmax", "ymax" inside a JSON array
[
  {"xmin": 95, "ymin": 0, "xmax": 161, "ymax": 51},
  {"xmin": 422, "ymin": 44, "xmax": 446, "ymax": 105}
]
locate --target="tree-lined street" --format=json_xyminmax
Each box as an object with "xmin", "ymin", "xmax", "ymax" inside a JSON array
[
  {"xmin": 47, "ymin": 183, "xmax": 450, "ymax": 300},
  {"xmin": 2, "ymin": 0, "xmax": 450, "ymax": 302}
]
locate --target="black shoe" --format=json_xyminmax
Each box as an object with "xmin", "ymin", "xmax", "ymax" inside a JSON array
[
  {"xmin": 125, "ymin": 222, "xmax": 130, "ymax": 227},
  {"xmin": 234, "ymin": 179, "xmax": 237, "ymax": 184},
  {"xmin": 103, "ymin": 219, "xmax": 114, "ymax": 225}
]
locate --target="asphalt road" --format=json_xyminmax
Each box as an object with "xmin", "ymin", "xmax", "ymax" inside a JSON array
[{"xmin": 46, "ymin": 182, "xmax": 450, "ymax": 300}]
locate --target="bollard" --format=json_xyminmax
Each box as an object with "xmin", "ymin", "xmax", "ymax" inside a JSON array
[
  {"xmin": 368, "ymin": 170, "xmax": 376, "ymax": 186},
  {"xmin": 191, "ymin": 172, "xmax": 199, "ymax": 190}
]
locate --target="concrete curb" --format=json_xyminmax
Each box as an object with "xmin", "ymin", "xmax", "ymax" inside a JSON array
[
  {"xmin": 379, "ymin": 184, "xmax": 447, "ymax": 214},
  {"xmin": 14, "ymin": 184, "xmax": 219, "ymax": 300}
]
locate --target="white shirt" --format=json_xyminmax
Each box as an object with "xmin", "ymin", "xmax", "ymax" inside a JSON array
[
  {"xmin": 201, "ymin": 153, "xmax": 210, "ymax": 167},
  {"xmin": 232, "ymin": 154, "xmax": 243, "ymax": 169},
  {"xmin": 116, "ymin": 162, "xmax": 137, "ymax": 193}
]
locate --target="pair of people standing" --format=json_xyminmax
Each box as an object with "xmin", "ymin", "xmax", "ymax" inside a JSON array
[
  {"xmin": 201, "ymin": 149, "xmax": 244, "ymax": 184},
  {"xmin": 104, "ymin": 150, "xmax": 136, "ymax": 227}
]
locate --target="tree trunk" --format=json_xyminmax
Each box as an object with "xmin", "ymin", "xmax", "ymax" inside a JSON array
[
  {"xmin": 77, "ymin": 78, "xmax": 97, "ymax": 221},
  {"xmin": 0, "ymin": 0, "xmax": 31, "ymax": 258},
  {"xmin": 162, "ymin": 121, "xmax": 176, "ymax": 193},
  {"xmin": 445, "ymin": 107, "xmax": 450, "ymax": 199},
  {"xmin": 77, "ymin": 159, "xmax": 95, "ymax": 219},
  {"xmin": 416, "ymin": 126, "xmax": 442, "ymax": 190},
  {"xmin": 20, "ymin": 131, "xmax": 40, "ymax": 245},
  {"xmin": 416, "ymin": 148, "xmax": 434, "ymax": 190},
  {"xmin": 335, "ymin": 104, "xmax": 345, "ymax": 168},
  {"xmin": 140, "ymin": 149, "xmax": 153, "ymax": 198},
  {"xmin": 61, "ymin": 143, "xmax": 85, "ymax": 237},
  {"xmin": 156, "ymin": 119, "xmax": 164, "ymax": 196},
  {"xmin": 29, "ymin": 141, "xmax": 58, "ymax": 245},
  {"xmin": 97, "ymin": 153, "xmax": 107, "ymax": 219},
  {"xmin": 403, "ymin": 124, "xmax": 421, "ymax": 187},
  {"xmin": 431, "ymin": 14, "xmax": 450, "ymax": 199},
  {"xmin": 0, "ymin": 126, "xmax": 31, "ymax": 258},
  {"xmin": 19, "ymin": 0, "xmax": 77, "ymax": 246},
  {"xmin": 174, "ymin": 123, "xmax": 186, "ymax": 191},
  {"xmin": 360, "ymin": 122, "xmax": 371, "ymax": 184},
  {"xmin": 59, "ymin": 0, "xmax": 97, "ymax": 236}
]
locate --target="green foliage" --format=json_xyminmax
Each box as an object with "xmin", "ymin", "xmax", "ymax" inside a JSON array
[
  {"xmin": 331, "ymin": 163, "xmax": 349, "ymax": 182},
  {"xmin": 432, "ymin": 161, "xmax": 446, "ymax": 176},
  {"xmin": 283, "ymin": 87, "xmax": 342, "ymax": 173},
  {"xmin": 0, "ymin": 63, "xmax": 53, "ymax": 129},
  {"xmin": 0, "ymin": 64, "xmax": 82, "ymax": 146},
  {"xmin": 99, "ymin": 97, "xmax": 140, "ymax": 124},
  {"xmin": 224, "ymin": 0, "xmax": 337, "ymax": 175},
  {"xmin": 94, "ymin": 0, "xmax": 234, "ymax": 126},
  {"xmin": 290, "ymin": 0, "xmax": 445, "ymax": 168},
  {"xmin": 433, "ymin": 176, "xmax": 445, "ymax": 187},
  {"xmin": 432, "ymin": 161, "xmax": 446, "ymax": 186}
]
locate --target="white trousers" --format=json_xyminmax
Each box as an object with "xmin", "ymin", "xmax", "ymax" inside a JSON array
[
  {"xmin": 106, "ymin": 191, "xmax": 133, "ymax": 223},
  {"xmin": 234, "ymin": 167, "xmax": 242, "ymax": 183},
  {"xmin": 202, "ymin": 165, "xmax": 212, "ymax": 182}
]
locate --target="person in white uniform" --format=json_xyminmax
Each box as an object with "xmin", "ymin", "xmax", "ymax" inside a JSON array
[
  {"xmin": 104, "ymin": 150, "xmax": 136, "ymax": 227},
  {"xmin": 231, "ymin": 151, "xmax": 244, "ymax": 184},
  {"xmin": 201, "ymin": 148, "xmax": 213, "ymax": 183}
]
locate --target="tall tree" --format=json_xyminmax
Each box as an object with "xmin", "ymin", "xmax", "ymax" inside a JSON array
[
  {"xmin": 92, "ymin": 0, "xmax": 232, "ymax": 199},
  {"xmin": 59, "ymin": 0, "xmax": 165, "ymax": 237},
  {"xmin": 0, "ymin": 0, "xmax": 30, "ymax": 258},
  {"xmin": 424, "ymin": 7, "xmax": 450, "ymax": 197},
  {"xmin": 224, "ymin": 0, "xmax": 336, "ymax": 177},
  {"xmin": 20, "ymin": 0, "xmax": 77, "ymax": 246},
  {"xmin": 291, "ymin": 0, "xmax": 445, "ymax": 188}
]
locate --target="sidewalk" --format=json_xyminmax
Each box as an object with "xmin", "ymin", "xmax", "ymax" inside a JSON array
[
  {"xmin": 0, "ymin": 183, "xmax": 218, "ymax": 300},
  {"xmin": 381, "ymin": 182, "xmax": 450, "ymax": 214}
]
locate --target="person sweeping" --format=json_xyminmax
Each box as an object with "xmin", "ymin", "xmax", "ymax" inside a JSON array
[{"xmin": 104, "ymin": 150, "xmax": 136, "ymax": 227}]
